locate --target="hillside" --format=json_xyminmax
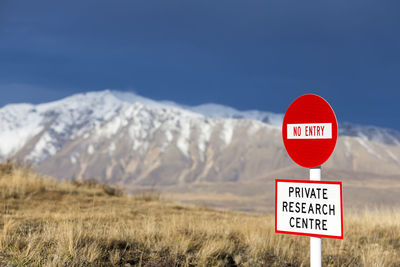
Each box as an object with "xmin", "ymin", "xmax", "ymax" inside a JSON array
[
  {"xmin": 1, "ymin": 90, "xmax": 400, "ymax": 213},
  {"xmin": 0, "ymin": 163, "xmax": 399, "ymax": 266}
]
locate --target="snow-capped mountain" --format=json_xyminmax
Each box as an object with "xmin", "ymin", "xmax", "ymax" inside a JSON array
[{"xmin": 1, "ymin": 90, "xmax": 400, "ymax": 186}]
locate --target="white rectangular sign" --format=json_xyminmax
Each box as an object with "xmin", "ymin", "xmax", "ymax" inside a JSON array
[
  {"xmin": 275, "ymin": 179, "xmax": 343, "ymax": 239},
  {"xmin": 287, "ymin": 123, "xmax": 332, "ymax": 139}
]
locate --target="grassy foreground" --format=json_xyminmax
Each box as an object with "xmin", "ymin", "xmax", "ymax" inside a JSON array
[{"xmin": 0, "ymin": 163, "xmax": 400, "ymax": 266}]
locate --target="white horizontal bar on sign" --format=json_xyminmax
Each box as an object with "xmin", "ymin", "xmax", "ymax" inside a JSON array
[{"xmin": 287, "ymin": 123, "xmax": 332, "ymax": 139}]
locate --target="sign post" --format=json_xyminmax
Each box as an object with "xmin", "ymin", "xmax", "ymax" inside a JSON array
[
  {"xmin": 277, "ymin": 94, "xmax": 341, "ymax": 267},
  {"xmin": 310, "ymin": 167, "xmax": 322, "ymax": 267}
]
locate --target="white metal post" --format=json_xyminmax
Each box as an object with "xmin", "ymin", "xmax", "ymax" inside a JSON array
[{"xmin": 310, "ymin": 166, "xmax": 322, "ymax": 267}]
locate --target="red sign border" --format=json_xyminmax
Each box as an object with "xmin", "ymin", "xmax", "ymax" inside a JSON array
[{"xmin": 275, "ymin": 179, "xmax": 343, "ymax": 239}]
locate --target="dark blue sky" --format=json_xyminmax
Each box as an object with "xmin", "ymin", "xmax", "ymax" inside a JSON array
[{"xmin": 1, "ymin": 0, "xmax": 400, "ymax": 129}]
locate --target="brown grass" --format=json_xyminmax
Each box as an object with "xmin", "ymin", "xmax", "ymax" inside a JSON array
[{"xmin": 0, "ymin": 162, "xmax": 399, "ymax": 266}]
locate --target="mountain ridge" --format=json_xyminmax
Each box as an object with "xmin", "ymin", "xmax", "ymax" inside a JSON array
[
  {"xmin": 0, "ymin": 90, "xmax": 399, "ymax": 188},
  {"xmin": 2, "ymin": 90, "xmax": 399, "ymax": 148}
]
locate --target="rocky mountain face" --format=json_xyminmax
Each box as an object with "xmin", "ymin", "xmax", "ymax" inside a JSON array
[{"xmin": 1, "ymin": 90, "xmax": 400, "ymax": 189}]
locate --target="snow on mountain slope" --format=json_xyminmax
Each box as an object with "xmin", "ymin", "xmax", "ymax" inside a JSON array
[
  {"xmin": 0, "ymin": 104, "xmax": 43, "ymax": 156},
  {"xmin": 189, "ymin": 104, "xmax": 283, "ymax": 127},
  {"xmin": 1, "ymin": 91, "xmax": 123, "ymax": 162},
  {"xmin": 0, "ymin": 90, "xmax": 399, "ymax": 185},
  {"xmin": 0, "ymin": 90, "xmax": 281, "ymax": 161},
  {"xmin": 111, "ymin": 91, "xmax": 284, "ymax": 126},
  {"xmin": 339, "ymin": 122, "xmax": 400, "ymax": 146}
]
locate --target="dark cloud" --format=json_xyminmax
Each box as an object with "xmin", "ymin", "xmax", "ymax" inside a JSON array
[{"xmin": 1, "ymin": 0, "xmax": 400, "ymax": 129}]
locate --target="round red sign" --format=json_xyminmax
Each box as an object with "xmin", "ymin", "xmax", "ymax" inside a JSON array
[{"xmin": 282, "ymin": 94, "xmax": 338, "ymax": 168}]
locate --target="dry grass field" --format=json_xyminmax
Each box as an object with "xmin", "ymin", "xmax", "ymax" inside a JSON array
[{"xmin": 0, "ymin": 162, "xmax": 400, "ymax": 266}]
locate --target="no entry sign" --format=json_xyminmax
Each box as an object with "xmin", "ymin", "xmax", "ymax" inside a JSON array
[
  {"xmin": 275, "ymin": 179, "xmax": 343, "ymax": 239},
  {"xmin": 282, "ymin": 94, "xmax": 338, "ymax": 168}
]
